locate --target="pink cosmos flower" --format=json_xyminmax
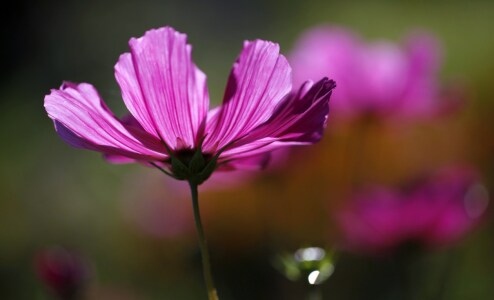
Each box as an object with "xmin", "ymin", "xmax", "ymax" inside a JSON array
[
  {"xmin": 44, "ymin": 26, "xmax": 335, "ymax": 299},
  {"xmin": 336, "ymin": 167, "xmax": 489, "ymax": 255},
  {"xmin": 44, "ymin": 26, "xmax": 335, "ymax": 184},
  {"xmin": 290, "ymin": 26, "xmax": 449, "ymax": 120}
]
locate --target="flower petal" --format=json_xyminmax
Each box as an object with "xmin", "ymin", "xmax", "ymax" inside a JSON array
[
  {"xmin": 218, "ymin": 152, "xmax": 272, "ymax": 171},
  {"xmin": 103, "ymin": 153, "xmax": 137, "ymax": 164},
  {"xmin": 204, "ymin": 40, "xmax": 292, "ymax": 152},
  {"xmin": 396, "ymin": 33, "xmax": 442, "ymax": 117},
  {"xmin": 219, "ymin": 78, "xmax": 335, "ymax": 162},
  {"xmin": 44, "ymin": 82, "xmax": 167, "ymax": 161},
  {"xmin": 118, "ymin": 27, "xmax": 209, "ymax": 150},
  {"xmin": 101, "ymin": 114, "xmax": 155, "ymax": 164},
  {"xmin": 263, "ymin": 78, "xmax": 335, "ymax": 143}
]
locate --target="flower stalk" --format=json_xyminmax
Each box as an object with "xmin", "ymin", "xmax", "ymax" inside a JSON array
[
  {"xmin": 189, "ymin": 181, "xmax": 219, "ymax": 300},
  {"xmin": 307, "ymin": 286, "xmax": 322, "ymax": 300}
]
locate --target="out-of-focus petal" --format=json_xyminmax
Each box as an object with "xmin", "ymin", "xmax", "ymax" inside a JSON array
[
  {"xmin": 290, "ymin": 26, "xmax": 359, "ymax": 87},
  {"xmin": 204, "ymin": 40, "xmax": 292, "ymax": 152},
  {"xmin": 117, "ymin": 27, "xmax": 209, "ymax": 150},
  {"xmin": 336, "ymin": 188, "xmax": 410, "ymax": 254},
  {"xmin": 335, "ymin": 167, "xmax": 488, "ymax": 255},
  {"xmin": 360, "ymin": 43, "xmax": 408, "ymax": 111},
  {"xmin": 35, "ymin": 247, "xmax": 91, "ymax": 299},
  {"xmin": 421, "ymin": 168, "xmax": 488, "ymax": 246},
  {"xmin": 394, "ymin": 33, "xmax": 442, "ymax": 118},
  {"xmin": 44, "ymin": 82, "xmax": 167, "ymax": 161},
  {"xmin": 290, "ymin": 26, "xmax": 448, "ymax": 121},
  {"xmin": 406, "ymin": 33, "xmax": 441, "ymax": 78}
]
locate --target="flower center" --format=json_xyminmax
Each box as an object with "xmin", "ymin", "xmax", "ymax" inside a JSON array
[
  {"xmin": 168, "ymin": 148, "xmax": 217, "ymax": 185},
  {"xmin": 173, "ymin": 149, "xmax": 212, "ymax": 167}
]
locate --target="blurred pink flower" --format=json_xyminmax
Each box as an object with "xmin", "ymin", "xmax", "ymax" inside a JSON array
[
  {"xmin": 290, "ymin": 26, "xmax": 451, "ymax": 121},
  {"xmin": 45, "ymin": 26, "xmax": 335, "ymax": 184},
  {"xmin": 35, "ymin": 247, "xmax": 91, "ymax": 299},
  {"xmin": 336, "ymin": 167, "xmax": 489, "ymax": 255}
]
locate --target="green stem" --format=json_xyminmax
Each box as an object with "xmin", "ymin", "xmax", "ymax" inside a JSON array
[
  {"xmin": 189, "ymin": 181, "xmax": 219, "ymax": 300},
  {"xmin": 307, "ymin": 285, "xmax": 323, "ymax": 300},
  {"xmin": 435, "ymin": 248, "xmax": 461, "ymax": 300}
]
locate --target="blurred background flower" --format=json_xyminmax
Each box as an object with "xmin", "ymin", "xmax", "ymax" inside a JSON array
[
  {"xmin": 1, "ymin": 0, "xmax": 494, "ymax": 299},
  {"xmin": 290, "ymin": 26, "xmax": 452, "ymax": 121},
  {"xmin": 35, "ymin": 247, "xmax": 92, "ymax": 300},
  {"xmin": 336, "ymin": 167, "xmax": 489, "ymax": 255}
]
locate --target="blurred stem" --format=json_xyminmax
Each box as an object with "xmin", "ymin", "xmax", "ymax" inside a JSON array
[
  {"xmin": 435, "ymin": 248, "xmax": 461, "ymax": 300},
  {"xmin": 394, "ymin": 250, "xmax": 417, "ymax": 300},
  {"xmin": 307, "ymin": 285, "xmax": 323, "ymax": 300},
  {"xmin": 189, "ymin": 182, "xmax": 219, "ymax": 300}
]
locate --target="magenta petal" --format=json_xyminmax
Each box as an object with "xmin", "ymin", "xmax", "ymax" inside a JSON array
[
  {"xmin": 103, "ymin": 154, "xmax": 136, "ymax": 164},
  {"xmin": 336, "ymin": 167, "xmax": 487, "ymax": 254},
  {"xmin": 396, "ymin": 33, "xmax": 442, "ymax": 117},
  {"xmin": 101, "ymin": 114, "xmax": 152, "ymax": 164},
  {"xmin": 114, "ymin": 53, "xmax": 160, "ymax": 138},
  {"xmin": 220, "ymin": 78, "xmax": 335, "ymax": 162},
  {"xmin": 406, "ymin": 33, "xmax": 441, "ymax": 78},
  {"xmin": 289, "ymin": 26, "xmax": 447, "ymax": 120},
  {"xmin": 204, "ymin": 40, "xmax": 292, "ymax": 152},
  {"xmin": 120, "ymin": 27, "xmax": 209, "ymax": 150},
  {"xmin": 53, "ymin": 120, "xmax": 95, "ymax": 149},
  {"xmin": 44, "ymin": 82, "xmax": 167, "ymax": 161},
  {"xmin": 219, "ymin": 137, "xmax": 278, "ymax": 162},
  {"xmin": 266, "ymin": 78, "xmax": 335, "ymax": 143},
  {"xmin": 219, "ymin": 152, "xmax": 272, "ymax": 171}
]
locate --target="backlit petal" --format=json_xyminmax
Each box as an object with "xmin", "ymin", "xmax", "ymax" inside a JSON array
[
  {"xmin": 204, "ymin": 40, "xmax": 292, "ymax": 152},
  {"xmin": 220, "ymin": 78, "xmax": 335, "ymax": 162},
  {"xmin": 119, "ymin": 27, "xmax": 209, "ymax": 150},
  {"xmin": 44, "ymin": 82, "xmax": 167, "ymax": 161}
]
